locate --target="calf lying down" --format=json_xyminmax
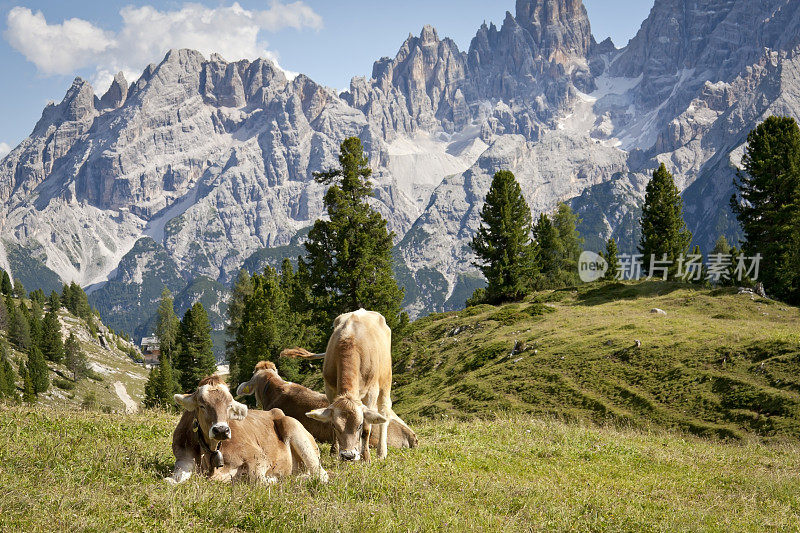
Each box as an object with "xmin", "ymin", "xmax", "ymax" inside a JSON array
[
  {"xmin": 168, "ymin": 375, "xmax": 327, "ymax": 484},
  {"xmin": 236, "ymin": 361, "xmax": 418, "ymax": 450}
]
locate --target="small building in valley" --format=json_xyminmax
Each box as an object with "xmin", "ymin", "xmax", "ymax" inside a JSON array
[{"xmin": 140, "ymin": 336, "xmax": 161, "ymax": 366}]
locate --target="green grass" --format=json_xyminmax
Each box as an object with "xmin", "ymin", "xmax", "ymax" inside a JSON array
[
  {"xmin": 389, "ymin": 281, "xmax": 800, "ymax": 440},
  {"xmin": 1, "ymin": 404, "xmax": 798, "ymax": 532}
]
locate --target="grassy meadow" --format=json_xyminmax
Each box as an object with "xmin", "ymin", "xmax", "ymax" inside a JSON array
[
  {"xmin": 3, "ymin": 281, "xmax": 800, "ymax": 531},
  {"xmin": 1, "ymin": 404, "xmax": 799, "ymax": 532}
]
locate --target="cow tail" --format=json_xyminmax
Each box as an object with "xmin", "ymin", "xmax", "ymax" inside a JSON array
[{"xmin": 279, "ymin": 348, "xmax": 326, "ymax": 360}]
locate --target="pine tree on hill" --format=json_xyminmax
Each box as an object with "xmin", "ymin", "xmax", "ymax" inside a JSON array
[
  {"xmin": 602, "ymin": 237, "xmax": 621, "ymax": 281},
  {"xmin": 175, "ymin": 303, "xmax": 216, "ymax": 392},
  {"xmin": 552, "ymin": 202, "xmax": 584, "ymax": 284},
  {"xmin": 0, "ymin": 295, "xmax": 8, "ymax": 332},
  {"xmin": 13, "ymin": 279, "xmax": 25, "ymax": 300},
  {"xmin": 639, "ymin": 163, "xmax": 693, "ymax": 275},
  {"xmin": 27, "ymin": 346, "xmax": 49, "ymax": 394},
  {"xmin": 64, "ymin": 332, "xmax": 88, "ymax": 382},
  {"xmin": 29, "ymin": 289, "xmax": 45, "ymax": 307},
  {"xmin": 9, "ymin": 303, "xmax": 31, "ymax": 352},
  {"xmin": 533, "ymin": 213, "xmax": 563, "ymax": 286},
  {"xmin": 48, "ymin": 291, "xmax": 61, "ymax": 312},
  {"xmin": 155, "ymin": 288, "xmax": 180, "ymax": 360},
  {"xmin": 0, "ymin": 340, "xmax": 18, "ymax": 401},
  {"xmin": 470, "ymin": 170, "xmax": 539, "ymax": 303},
  {"xmin": 0, "ymin": 270, "xmax": 12, "ymax": 296},
  {"xmin": 21, "ymin": 365, "xmax": 35, "ymax": 404},
  {"xmin": 225, "ymin": 270, "xmax": 253, "ymax": 384},
  {"xmin": 40, "ymin": 308, "xmax": 64, "ymax": 362},
  {"xmin": 145, "ymin": 288, "xmax": 180, "ymax": 399},
  {"xmin": 28, "ymin": 301, "xmax": 43, "ymax": 351},
  {"xmin": 732, "ymin": 116, "xmax": 800, "ymax": 303},
  {"xmin": 301, "ymin": 137, "xmax": 407, "ymax": 340}
]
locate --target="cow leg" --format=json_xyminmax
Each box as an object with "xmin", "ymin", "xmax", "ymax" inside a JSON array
[
  {"xmin": 376, "ymin": 391, "xmax": 392, "ymax": 460},
  {"xmin": 287, "ymin": 428, "xmax": 328, "ymax": 483},
  {"xmin": 166, "ymin": 456, "xmax": 195, "ymax": 485},
  {"xmin": 361, "ymin": 422, "xmax": 372, "ymax": 464}
]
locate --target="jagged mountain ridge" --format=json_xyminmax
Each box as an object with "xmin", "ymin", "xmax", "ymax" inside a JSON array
[{"xmin": 2, "ymin": 0, "xmax": 800, "ymax": 335}]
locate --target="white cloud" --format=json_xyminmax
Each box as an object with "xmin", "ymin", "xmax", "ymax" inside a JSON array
[
  {"xmin": 4, "ymin": 2, "xmax": 322, "ymax": 90},
  {"xmin": 0, "ymin": 143, "xmax": 10, "ymax": 159}
]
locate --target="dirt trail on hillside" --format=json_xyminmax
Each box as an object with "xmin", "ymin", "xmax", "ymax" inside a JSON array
[{"xmin": 114, "ymin": 381, "xmax": 138, "ymax": 414}]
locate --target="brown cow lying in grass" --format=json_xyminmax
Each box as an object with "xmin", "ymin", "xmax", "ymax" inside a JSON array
[
  {"xmin": 236, "ymin": 361, "xmax": 418, "ymax": 450},
  {"xmin": 167, "ymin": 375, "xmax": 328, "ymax": 484}
]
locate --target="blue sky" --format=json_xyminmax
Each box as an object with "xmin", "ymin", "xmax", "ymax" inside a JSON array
[{"xmin": 0, "ymin": 0, "xmax": 654, "ymax": 155}]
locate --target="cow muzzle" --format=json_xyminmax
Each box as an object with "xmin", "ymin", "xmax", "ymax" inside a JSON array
[
  {"xmin": 210, "ymin": 423, "xmax": 231, "ymax": 440},
  {"xmin": 339, "ymin": 449, "xmax": 361, "ymax": 462}
]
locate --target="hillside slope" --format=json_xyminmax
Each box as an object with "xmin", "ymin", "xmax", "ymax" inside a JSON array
[
  {"xmin": 1, "ymin": 406, "xmax": 798, "ymax": 531},
  {"xmin": 389, "ymin": 282, "xmax": 800, "ymax": 441},
  {"xmin": 2, "ymin": 298, "xmax": 148, "ymax": 412}
]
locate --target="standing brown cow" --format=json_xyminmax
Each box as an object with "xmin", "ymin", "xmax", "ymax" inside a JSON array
[
  {"xmin": 236, "ymin": 361, "xmax": 418, "ymax": 449},
  {"xmin": 282, "ymin": 309, "xmax": 392, "ymax": 462}
]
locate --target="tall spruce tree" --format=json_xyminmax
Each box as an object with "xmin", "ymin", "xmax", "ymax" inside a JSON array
[
  {"xmin": 225, "ymin": 270, "xmax": 253, "ymax": 384},
  {"xmin": 155, "ymin": 288, "xmax": 180, "ymax": 359},
  {"xmin": 301, "ymin": 137, "xmax": 407, "ymax": 339},
  {"xmin": 732, "ymin": 116, "xmax": 800, "ymax": 303},
  {"xmin": 533, "ymin": 213, "xmax": 563, "ymax": 286},
  {"xmin": 0, "ymin": 270, "xmax": 12, "ymax": 295},
  {"xmin": 146, "ymin": 288, "xmax": 180, "ymax": 400},
  {"xmin": 175, "ymin": 303, "xmax": 216, "ymax": 392},
  {"xmin": 602, "ymin": 237, "xmax": 621, "ymax": 281},
  {"xmin": 27, "ymin": 346, "xmax": 49, "ymax": 394},
  {"xmin": 639, "ymin": 163, "xmax": 693, "ymax": 275},
  {"xmin": 40, "ymin": 308, "xmax": 64, "ymax": 362},
  {"xmin": 9, "ymin": 303, "xmax": 31, "ymax": 352},
  {"xmin": 64, "ymin": 332, "xmax": 88, "ymax": 381},
  {"xmin": 470, "ymin": 170, "xmax": 538, "ymax": 303},
  {"xmin": 48, "ymin": 291, "xmax": 61, "ymax": 312},
  {"xmin": 28, "ymin": 301, "xmax": 43, "ymax": 350},
  {"xmin": 21, "ymin": 365, "xmax": 35, "ymax": 404},
  {"xmin": 13, "ymin": 279, "xmax": 25, "ymax": 300},
  {"xmin": 0, "ymin": 341, "xmax": 18, "ymax": 401},
  {"xmin": 552, "ymin": 202, "xmax": 584, "ymax": 284}
]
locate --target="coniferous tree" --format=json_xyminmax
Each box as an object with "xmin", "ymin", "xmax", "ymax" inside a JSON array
[
  {"xmin": 225, "ymin": 270, "xmax": 253, "ymax": 383},
  {"xmin": 40, "ymin": 308, "xmax": 63, "ymax": 362},
  {"xmin": 0, "ymin": 294, "xmax": 8, "ymax": 332},
  {"xmin": 29, "ymin": 289, "xmax": 45, "ymax": 307},
  {"xmin": 602, "ymin": 237, "xmax": 621, "ymax": 281},
  {"xmin": 533, "ymin": 213, "xmax": 563, "ymax": 286},
  {"xmin": 48, "ymin": 291, "xmax": 61, "ymax": 311},
  {"xmin": 175, "ymin": 303, "xmax": 216, "ymax": 392},
  {"xmin": 0, "ymin": 270, "xmax": 12, "ymax": 296},
  {"xmin": 301, "ymin": 137, "xmax": 407, "ymax": 340},
  {"xmin": 155, "ymin": 288, "xmax": 180, "ymax": 359},
  {"xmin": 639, "ymin": 163, "xmax": 693, "ymax": 275},
  {"xmin": 732, "ymin": 116, "xmax": 800, "ymax": 303},
  {"xmin": 21, "ymin": 365, "xmax": 36, "ymax": 404},
  {"xmin": 552, "ymin": 202, "xmax": 584, "ymax": 284},
  {"xmin": 470, "ymin": 170, "xmax": 539, "ymax": 303},
  {"xmin": 0, "ymin": 340, "xmax": 18, "ymax": 401},
  {"xmin": 27, "ymin": 346, "xmax": 49, "ymax": 394},
  {"xmin": 61, "ymin": 284, "xmax": 72, "ymax": 311},
  {"xmin": 28, "ymin": 301, "xmax": 43, "ymax": 350},
  {"xmin": 13, "ymin": 279, "xmax": 25, "ymax": 300},
  {"xmin": 144, "ymin": 359, "xmax": 176, "ymax": 409},
  {"xmin": 64, "ymin": 332, "xmax": 88, "ymax": 382},
  {"xmin": 9, "ymin": 303, "xmax": 31, "ymax": 352}
]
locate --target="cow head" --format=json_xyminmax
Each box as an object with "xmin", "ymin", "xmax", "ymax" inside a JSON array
[
  {"xmin": 306, "ymin": 396, "xmax": 387, "ymax": 461},
  {"xmin": 175, "ymin": 375, "xmax": 248, "ymax": 442},
  {"xmin": 236, "ymin": 361, "xmax": 278, "ymax": 398}
]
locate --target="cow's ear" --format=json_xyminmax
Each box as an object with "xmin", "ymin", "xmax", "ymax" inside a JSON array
[
  {"xmin": 362, "ymin": 407, "xmax": 388, "ymax": 425},
  {"xmin": 236, "ymin": 380, "xmax": 255, "ymax": 397},
  {"xmin": 306, "ymin": 407, "xmax": 333, "ymax": 423},
  {"xmin": 174, "ymin": 393, "xmax": 197, "ymax": 411},
  {"xmin": 228, "ymin": 400, "xmax": 248, "ymax": 421}
]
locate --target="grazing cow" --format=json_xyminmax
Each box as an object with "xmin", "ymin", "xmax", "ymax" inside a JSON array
[
  {"xmin": 167, "ymin": 375, "xmax": 328, "ymax": 484},
  {"xmin": 281, "ymin": 309, "xmax": 392, "ymax": 462},
  {"xmin": 237, "ymin": 361, "xmax": 418, "ymax": 449}
]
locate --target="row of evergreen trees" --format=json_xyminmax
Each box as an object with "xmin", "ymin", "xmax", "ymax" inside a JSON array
[
  {"xmin": 0, "ymin": 270, "xmax": 90, "ymax": 403},
  {"xmin": 468, "ymin": 170, "xmax": 584, "ymax": 303},
  {"xmin": 143, "ymin": 290, "xmax": 217, "ymax": 408}
]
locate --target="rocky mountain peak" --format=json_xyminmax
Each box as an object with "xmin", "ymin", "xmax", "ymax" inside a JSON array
[
  {"xmin": 100, "ymin": 72, "xmax": 129, "ymax": 110},
  {"xmin": 514, "ymin": 0, "xmax": 593, "ymax": 62}
]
